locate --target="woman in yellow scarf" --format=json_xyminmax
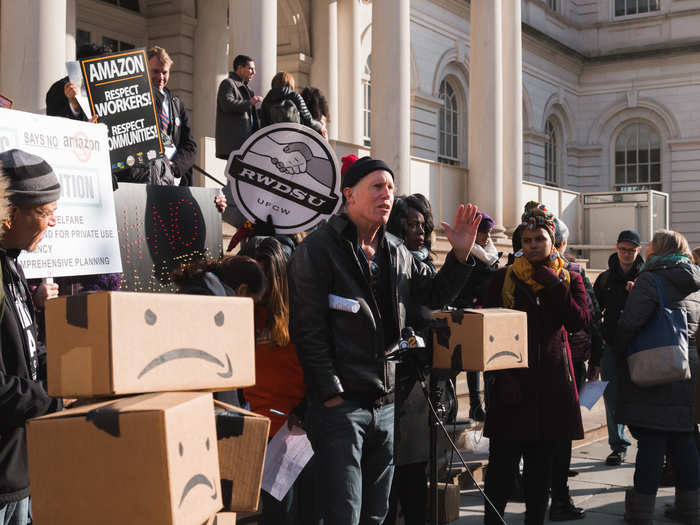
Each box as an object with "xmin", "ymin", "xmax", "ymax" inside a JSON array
[{"xmin": 481, "ymin": 202, "xmax": 590, "ymax": 525}]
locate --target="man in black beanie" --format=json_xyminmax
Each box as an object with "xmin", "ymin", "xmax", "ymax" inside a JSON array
[
  {"xmin": 0, "ymin": 149, "xmax": 61, "ymax": 525},
  {"xmin": 289, "ymin": 155, "xmax": 482, "ymax": 524}
]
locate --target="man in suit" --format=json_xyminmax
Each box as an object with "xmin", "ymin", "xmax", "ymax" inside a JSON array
[
  {"xmin": 147, "ymin": 46, "xmax": 197, "ymax": 186},
  {"xmin": 215, "ymin": 55, "xmax": 263, "ymax": 160}
]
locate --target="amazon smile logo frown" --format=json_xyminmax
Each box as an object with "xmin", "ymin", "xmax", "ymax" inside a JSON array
[
  {"xmin": 177, "ymin": 437, "xmax": 218, "ymax": 508},
  {"xmin": 136, "ymin": 308, "xmax": 233, "ymax": 379}
]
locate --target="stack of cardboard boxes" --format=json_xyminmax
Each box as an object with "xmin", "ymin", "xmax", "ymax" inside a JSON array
[{"xmin": 26, "ymin": 291, "xmax": 270, "ymax": 525}]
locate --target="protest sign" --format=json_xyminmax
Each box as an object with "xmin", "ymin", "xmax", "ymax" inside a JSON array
[
  {"xmin": 81, "ymin": 49, "xmax": 163, "ymax": 172},
  {"xmin": 225, "ymin": 123, "xmax": 342, "ymax": 234},
  {"xmin": 114, "ymin": 183, "xmax": 222, "ymax": 293},
  {"xmin": 0, "ymin": 108, "xmax": 122, "ymax": 278}
]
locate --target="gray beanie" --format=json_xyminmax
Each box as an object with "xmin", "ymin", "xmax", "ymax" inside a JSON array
[{"xmin": 0, "ymin": 149, "xmax": 61, "ymax": 207}]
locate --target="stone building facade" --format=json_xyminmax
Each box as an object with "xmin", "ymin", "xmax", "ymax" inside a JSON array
[{"xmin": 1, "ymin": 0, "xmax": 700, "ymax": 243}]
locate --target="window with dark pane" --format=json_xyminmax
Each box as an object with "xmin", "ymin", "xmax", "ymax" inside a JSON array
[
  {"xmin": 438, "ymin": 79, "xmax": 459, "ymax": 166},
  {"xmin": 615, "ymin": 0, "xmax": 660, "ymax": 17},
  {"xmin": 99, "ymin": 0, "xmax": 141, "ymax": 12},
  {"xmin": 615, "ymin": 123, "xmax": 661, "ymax": 191}
]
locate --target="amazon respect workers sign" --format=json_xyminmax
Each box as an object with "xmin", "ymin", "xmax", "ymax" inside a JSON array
[
  {"xmin": 0, "ymin": 108, "xmax": 122, "ymax": 278},
  {"xmin": 225, "ymin": 123, "xmax": 342, "ymax": 234},
  {"xmin": 81, "ymin": 49, "xmax": 163, "ymax": 171}
]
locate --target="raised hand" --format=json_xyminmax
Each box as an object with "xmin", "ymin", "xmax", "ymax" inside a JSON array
[{"xmin": 440, "ymin": 203, "xmax": 482, "ymax": 263}]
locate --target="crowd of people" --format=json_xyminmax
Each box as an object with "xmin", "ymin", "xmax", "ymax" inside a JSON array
[{"xmin": 0, "ymin": 45, "xmax": 699, "ymax": 525}]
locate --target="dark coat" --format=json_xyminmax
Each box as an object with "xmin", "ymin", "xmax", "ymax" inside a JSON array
[
  {"xmin": 260, "ymin": 86, "xmax": 324, "ymax": 134},
  {"xmin": 215, "ymin": 72, "xmax": 259, "ymax": 160},
  {"xmin": 615, "ymin": 259, "xmax": 700, "ymax": 432},
  {"xmin": 482, "ymin": 266, "xmax": 589, "ymax": 441},
  {"xmin": 0, "ymin": 248, "xmax": 59, "ymax": 503},
  {"xmin": 154, "ymin": 88, "xmax": 197, "ymax": 186},
  {"xmin": 45, "ymin": 76, "xmax": 88, "ymax": 121},
  {"xmin": 593, "ymin": 253, "xmax": 644, "ymax": 353},
  {"xmin": 453, "ymin": 256, "xmax": 497, "ymax": 309},
  {"xmin": 288, "ymin": 213, "xmax": 474, "ymax": 403}
]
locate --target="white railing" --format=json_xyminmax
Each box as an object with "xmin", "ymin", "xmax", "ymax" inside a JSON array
[{"xmin": 522, "ymin": 181, "xmax": 582, "ymax": 244}]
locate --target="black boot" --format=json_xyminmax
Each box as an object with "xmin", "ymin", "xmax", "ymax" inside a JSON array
[{"xmin": 549, "ymin": 496, "xmax": 585, "ymax": 521}]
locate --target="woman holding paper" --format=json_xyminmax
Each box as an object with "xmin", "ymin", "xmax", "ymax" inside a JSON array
[
  {"xmin": 482, "ymin": 202, "xmax": 589, "ymax": 525},
  {"xmin": 241, "ymin": 236, "xmax": 310, "ymax": 525}
]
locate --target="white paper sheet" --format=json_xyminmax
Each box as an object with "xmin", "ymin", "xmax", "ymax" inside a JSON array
[
  {"xmin": 261, "ymin": 424, "xmax": 314, "ymax": 501},
  {"xmin": 328, "ymin": 294, "xmax": 360, "ymax": 313},
  {"xmin": 66, "ymin": 61, "xmax": 93, "ymax": 119},
  {"xmin": 579, "ymin": 380, "xmax": 609, "ymax": 410}
]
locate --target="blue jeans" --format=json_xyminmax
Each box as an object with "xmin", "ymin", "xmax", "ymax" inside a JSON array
[
  {"xmin": 0, "ymin": 497, "xmax": 29, "ymax": 525},
  {"xmin": 629, "ymin": 426, "xmax": 700, "ymax": 495},
  {"xmin": 306, "ymin": 400, "xmax": 395, "ymax": 525},
  {"xmin": 600, "ymin": 345, "xmax": 631, "ymax": 453}
]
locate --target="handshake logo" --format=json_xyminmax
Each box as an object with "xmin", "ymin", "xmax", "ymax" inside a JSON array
[{"xmin": 225, "ymin": 123, "xmax": 342, "ymax": 235}]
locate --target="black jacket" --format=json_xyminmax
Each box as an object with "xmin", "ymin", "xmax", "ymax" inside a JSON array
[
  {"xmin": 615, "ymin": 259, "xmax": 700, "ymax": 431},
  {"xmin": 0, "ymin": 248, "xmax": 59, "ymax": 503},
  {"xmin": 453, "ymin": 256, "xmax": 497, "ymax": 309},
  {"xmin": 593, "ymin": 253, "xmax": 644, "ymax": 353},
  {"xmin": 215, "ymin": 72, "xmax": 259, "ymax": 160},
  {"xmin": 154, "ymin": 88, "xmax": 197, "ymax": 186},
  {"xmin": 260, "ymin": 87, "xmax": 324, "ymax": 134},
  {"xmin": 46, "ymin": 77, "xmax": 88, "ymax": 121},
  {"xmin": 288, "ymin": 214, "xmax": 474, "ymax": 403}
]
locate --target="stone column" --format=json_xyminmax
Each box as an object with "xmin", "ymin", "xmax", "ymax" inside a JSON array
[
  {"xmin": 66, "ymin": 0, "xmax": 77, "ymax": 62},
  {"xmin": 228, "ymin": 0, "xmax": 277, "ymax": 101},
  {"xmin": 468, "ymin": 0, "xmax": 504, "ymax": 234},
  {"xmin": 370, "ymin": 0, "xmax": 411, "ymax": 192},
  {"xmin": 338, "ymin": 0, "xmax": 364, "ymax": 145},
  {"xmin": 501, "ymin": 0, "xmax": 523, "ymax": 231},
  {"xmin": 192, "ymin": 0, "xmax": 229, "ymax": 145},
  {"xmin": 1, "ymin": 0, "xmax": 67, "ymax": 113},
  {"xmin": 310, "ymin": 0, "xmax": 339, "ymax": 140}
]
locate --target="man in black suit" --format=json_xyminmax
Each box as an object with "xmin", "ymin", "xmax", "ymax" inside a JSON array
[{"xmin": 146, "ymin": 45, "xmax": 197, "ymax": 186}]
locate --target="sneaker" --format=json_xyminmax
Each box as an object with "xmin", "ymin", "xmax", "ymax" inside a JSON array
[{"xmin": 606, "ymin": 450, "xmax": 626, "ymax": 466}]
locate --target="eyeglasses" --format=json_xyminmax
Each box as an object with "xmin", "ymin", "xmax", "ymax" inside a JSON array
[{"xmin": 617, "ymin": 247, "xmax": 639, "ymax": 254}]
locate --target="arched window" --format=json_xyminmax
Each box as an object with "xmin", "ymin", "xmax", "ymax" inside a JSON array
[
  {"xmin": 544, "ymin": 119, "xmax": 559, "ymax": 186},
  {"xmin": 438, "ymin": 79, "xmax": 459, "ymax": 165},
  {"xmin": 615, "ymin": 123, "xmax": 661, "ymax": 191},
  {"xmin": 363, "ymin": 55, "xmax": 371, "ymax": 146}
]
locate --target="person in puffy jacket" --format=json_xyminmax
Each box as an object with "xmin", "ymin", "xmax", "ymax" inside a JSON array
[
  {"xmin": 260, "ymin": 72, "xmax": 327, "ymax": 137},
  {"xmin": 615, "ymin": 229, "xmax": 700, "ymax": 525},
  {"xmin": 482, "ymin": 201, "xmax": 589, "ymax": 525}
]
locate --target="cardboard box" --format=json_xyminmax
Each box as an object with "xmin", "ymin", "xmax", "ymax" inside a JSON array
[
  {"xmin": 426, "ymin": 483, "xmax": 460, "ymax": 523},
  {"xmin": 432, "ymin": 308, "xmax": 528, "ymax": 371},
  {"xmin": 203, "ymin": 512, "xmax": 237, "ymax": 525},
  {"xmin": 27, "ymin": 392, "xmax": 222, "ymax": 525},
  {"xmin": 46, "ymin": 291, "xmax": 255, "ymax": 396},
  {"xmin": 215, "ymin": 401, "xmax": 270, "ymax": 512}
]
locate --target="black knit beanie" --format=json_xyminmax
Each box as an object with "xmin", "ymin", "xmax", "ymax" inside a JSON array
[
  {"xmin": 341, "ymin": 156, "xmax": 394, "ymax": 191},
  {"xmin": 0, "ymin": 149, "xmax": 61, "ymax": 207}
]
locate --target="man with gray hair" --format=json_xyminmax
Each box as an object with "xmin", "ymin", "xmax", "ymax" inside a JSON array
[{"xmin": 0, "ymin": 149, "xmax": 61, "ymax": 525}]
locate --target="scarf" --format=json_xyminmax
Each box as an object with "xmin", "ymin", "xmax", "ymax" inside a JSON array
[
  {"xmin": 643, "ymin": 253, "xmax": 692, "ymax": 271},
  {"xmin": 502, "ymin": 249, "xmax": 571, "ymax": 308}
]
